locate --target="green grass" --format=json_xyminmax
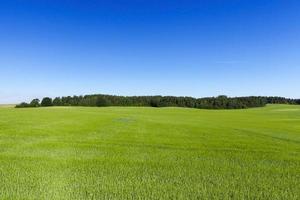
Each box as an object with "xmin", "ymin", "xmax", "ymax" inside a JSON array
[{"xmin": 0, "ymin": 104, "xmax": 299, "ymax": 199}]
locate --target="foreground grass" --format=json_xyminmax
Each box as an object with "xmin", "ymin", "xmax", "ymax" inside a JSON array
[{"xmin": 0, "ymin": 105, "xmax": 299, "ymax": 199}]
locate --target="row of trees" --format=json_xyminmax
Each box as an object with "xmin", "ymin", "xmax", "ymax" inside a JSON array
[
  {"xmin": 16, "ymin": 97, "xmax": 53, "ymax": 108},
  {"xmin": 15, "ymin": 94, "xmax": 300, "ymax": 109}
]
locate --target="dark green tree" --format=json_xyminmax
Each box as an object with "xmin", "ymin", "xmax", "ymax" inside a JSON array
[
  {"xmin": 96, "ymin": 96, "xmax": 109, "ymax": 107},
  {"xmin": 30, "ymin": 99, "xmax": 40, "ymax": 107},
  {"xmin": 41, "ymin": 97, "xmax": 53, "ymax": 107},
  {"xmin": 15, "ymin": 102, "xmax": 30, "ymax": 108},
  {"xmin": 53, "ymin": 97, "xmax": 62, "ymax": 106}
]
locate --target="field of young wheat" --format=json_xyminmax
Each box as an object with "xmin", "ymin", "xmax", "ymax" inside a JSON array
[{"xmin": 0, "ymin": 105, "xmax": 299, "ymax": 199}]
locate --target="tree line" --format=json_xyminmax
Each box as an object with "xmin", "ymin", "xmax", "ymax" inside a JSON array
[{"xmin": 15, "ymin": 94, "xmax": 300, "ymax": 109}]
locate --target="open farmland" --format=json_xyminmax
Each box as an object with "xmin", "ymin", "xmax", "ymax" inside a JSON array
[{"xmin": 0, "ymin": 105, "xmax": 299, "ymax": 199}]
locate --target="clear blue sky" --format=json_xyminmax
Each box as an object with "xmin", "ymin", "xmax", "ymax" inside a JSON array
[{"xmin": 0, "ymin": 0, "xmax": 299, "ymax": 103}]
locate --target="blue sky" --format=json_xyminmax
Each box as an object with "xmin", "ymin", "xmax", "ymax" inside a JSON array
[{"xmin": 0, "ymin": 0, "xmax": 299, "ymax": 103}]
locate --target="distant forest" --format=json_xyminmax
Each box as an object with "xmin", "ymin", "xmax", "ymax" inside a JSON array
[{"xmin": 15, "ymin": 94, "xmax": 300, "ymax": 109}]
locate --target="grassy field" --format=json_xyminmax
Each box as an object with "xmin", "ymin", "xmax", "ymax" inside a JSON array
[{"xmin": 0, "ymin": 105, "xmax": 299, "ymax": 199}]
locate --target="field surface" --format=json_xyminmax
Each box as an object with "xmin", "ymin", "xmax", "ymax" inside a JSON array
[{"xmin": 0, "ymin": 105, "xmax": 299, "ymax": 199}]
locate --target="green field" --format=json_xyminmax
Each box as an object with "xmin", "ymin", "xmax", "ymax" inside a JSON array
[{"xmin": 0, "ymin": 105, "xmax": 299, "ymax": 199}]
